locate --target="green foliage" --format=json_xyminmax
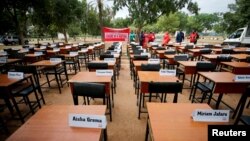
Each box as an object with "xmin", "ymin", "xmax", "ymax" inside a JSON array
[
  {"xmin": 112, "ymin": 17, "xmax": 131, "ymax": 28},
  {"xmin": 156, "ymin": 13, "xmax": 180, "ymax": 34}
]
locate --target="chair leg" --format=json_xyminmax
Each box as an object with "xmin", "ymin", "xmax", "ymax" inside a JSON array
[
  {"xmin": 45, "ymin": 74, "xmax": 51, "ymax": 87},
  {"xmin": 246, "ymin": 99, "xmax": 250, "ymax": 108},
  {"xmin": 138, "ymin": 92, "xmax": 142, "ymax": 119}
]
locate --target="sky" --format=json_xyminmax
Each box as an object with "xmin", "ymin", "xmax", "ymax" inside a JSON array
[{"xmin": 111, "ymin": 0, "xmax": 236, "ymax": 18}]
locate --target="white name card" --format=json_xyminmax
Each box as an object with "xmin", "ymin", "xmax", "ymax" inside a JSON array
[
  {"xmin": 219, "ymin": 54, "xmax": 230, "ymax": 57},
  {"xmin": 192, "ymin": 109, "xmax": 229, "ymax": 122},
  {"xmin": 53, "ymin": 48, "xmax": 60, "ymax": 51},
  {"xmin": 246, "ymin": 48, "xmax": 250, "ymax": 51},
  {"xmin": 0, "ymin": 57, "xmax": 7, "ymax": 63},
  {"xmin": 113, "ymin": 53, "xmax": 120, "ymax": 58},
  {"xmin": 65, "ymin": 45, "xmax": 71, "ymax": 49},
  {"xmin": 0, "ymin": 51, "xmax": 7, "ymax": 55},
  {"xmin": 8, "ymin": 72, "xmax": 24, "ymax": 79},
  {"xmin": 70, "ymin": 52, "xmax": 78, "ymax": 56},
  {"xmin": 159, "ymin": 69, "xmax": 176, "ymax": 76},
  {"xmin": 34, "ymin": 52, "xmax": 43, "ymax": 55},
  {"xmin": 228, "ymin": 45, "xmax": 235, "ymax": 49},
  {"xmin": 69, "ymin": 114, "xmax": 107, "ymax": 129},
  {"xmin": 114, "ymin": 49, "xmax": 121, "ymax": 53},
  {"xmin": 81, "ymin": 48, "xmax": 88, "ymax": 51},
  {"xmin": 136, "ymin": 46, "xmax": 142, "ymax": 49},
  {"xmin": 234, "ymin": 75, "xmax": 250, "ymax": 82},
  {"xmin": 148, "ymin": 59, "xmax": 160, "ymax": 64},
  {"xmin": 50, "ymin": 44, "xmax": 57, "ymax": 48},
  {"xmin": 141, "ymin": 53, "xmax": 150, "ymax": 57},
  {"xmin": 50, "ymin": 58, "xmax": 62, "ymax": 62},
  {"xmin": 40, "ymin": 46, "xmax": 46, "ymax": 49},
  {"xmin": 104, "ymin": 58, "xmax": 115, "ymax": 62},
  {"xmin": 96, "ymin": 70, "xmax": 113, "ymax": 76}
]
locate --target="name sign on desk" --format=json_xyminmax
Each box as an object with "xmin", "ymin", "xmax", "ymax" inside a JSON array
[
  {"xmin": 96, "ymin": 70, "xmax": 113, "ymax": 76},
  {"xmin": 104, "ymin": 58, "xmax": 115, "ymax": 62},
  {"xmin": 192, "ymin": 109, "xmax": 229, "ymax": 122},
  {"xmin": 234, "ymin": 75, "xmax": 250, "ymax": 82},
  {"xmin": 70, "ymin": 52, "xmax": 78, "ymax": 55},
  {"xmin": 246, "ymin": 48, "xmax": 250, "ymax": 51},
  {"xmin": 53, "ymin": 48, "xmax": 60, "ymax": 51},
  {"xmin": 114, "ymin": 49, "xmax": 121, "ymax": 53},
  {"xmin": 34, "ymin": 52, "xmax": 43, "ymax": 55},
  {"xmin": 0, "ymin": 57, "xmax": 7, "ymax": 63},
  {"xmin": 141, "ymin": 52, "xmax": 150, "ymax": 56},
  {"xmin": 136, "ymin": 46, "xmax": 142, "ymax": 49},
  {"xmin": 50, "ymin": 58, "xmax": 62, "ymax": 62},
  {"xmin": 69, "ymin": 114, "xmax": 107, "ymax": 129},
  {"xmin": 81, "ymin": 48, "xmax": 88, "ymax": 51},
  {"xmin": 148, "ymin": 59, "xmax": 160, "ymax": 64},
  {"xmin": 159, "ymin": 69, "xmax": 176, "ymax": 76},
  {"xmin": 0, "ymin": 51, "xmax": 7, "ymax": 55},
  {"xmin": 40, "ymin": 46, "xmax": 47, "ymax": 49},
  {"xmin": 8, "ymin": 72, "xmax": 24, "ymax": 79},
  {"xmin": 65, "ymin": 45, "xmax": 71, "ymax": 49}
]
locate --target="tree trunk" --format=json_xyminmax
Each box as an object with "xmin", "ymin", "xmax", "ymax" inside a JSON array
[
  {"xmin": 97, "ymin": 0, "xmax": 104, "ymax": 41},
  {"xmin": 63, "ymin": 29, "xmax": 68, "ymax": 43}
]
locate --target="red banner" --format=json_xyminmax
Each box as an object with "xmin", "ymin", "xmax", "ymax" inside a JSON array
[{"xmin": 103, "ymin": 27, "xmax": 130, "ymax": 41}]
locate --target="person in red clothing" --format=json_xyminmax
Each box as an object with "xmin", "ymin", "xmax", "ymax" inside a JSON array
[
  {"xmin": 189, "ymin": 30, "xmax": 199, "ymax": 44},
  {"xmin": 148, "ymin": 32, "xmax": 155, "ymax": 42},
  {"xmin": 162, "ymin": 32, "xmax": 171, "ymax": 47}
]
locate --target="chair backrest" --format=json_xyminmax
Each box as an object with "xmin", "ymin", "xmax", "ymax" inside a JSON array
[
  {"xmin": 245, "ymin": 56, "xmax": 250, "ymax": 62},
  {"xmin": 234, "ymin": 85, "xmax": 250, "ymax": 125},
  {"xmin": 196, "ymin": 62, "xmax": 216, "ymax": 72},
  {"xmin": 222, "ymin": 48, "xmax": 233, "ymax": 54},
  {"xmin": 199, "ymin": 49, "xmax": 212, "ymax": 54},
  {"xmin": 185, "ymin": 45, "xmax": 194, "ymax": 49},
  {"xmin": 133, "ymin": 49, "xmax": 144, "ymax": 55},
  {"xmin": 204, "ymin": 44, "xmax": 213, "ymax": 48},
  {"xmin": 164, "ymin": 50, "xmax": 175, "ymax": 54},
  {"xmin": 216, "ymin": 55, "xmax": 232, "ymax": 62},
  {"xmin": 148, "ymin": 81, "xmax": 183, "ymax": 103},
  {"xmin": 155, "ymin": 47, "xmax": 165, "ymax": 50},
  {"xmin": 141, "ymin": 63, "xmax": 161, "ymax": 71},
  {"xmin": 99, "ymin": 54, "xmax": 114, "ymax": 60},
  {"xmin": 134, "ymin": 55, "xmax": 148, "ymax": 60},
  {"xmin": 88, "ymin": 62, "xmax": 108, "ymax": 71},
  {"xmin": 73, "ymin": 82, "xmax": 106, "ymax": 100},
  {"xmin": 174, "ymin": 55, "xmax": 188, "ymax": 61}
]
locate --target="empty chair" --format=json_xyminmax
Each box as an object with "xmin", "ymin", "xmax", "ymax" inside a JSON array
[
  {"xmin": 175, "ymin": 55, "xmax": 189, "ymax": 82},
  {"xmin": 199, "ymin": 48, "xmax": 212, "ymax": 54},
  {"xmin": 233, "ymin": 85, "xmax": 250, "ymax": 125},
  {"xmin": 216, "ymin": 55, "xmax": 233, "ymax": 71},
  {"xmin": 204, "ymin": 44, "xmax": 213, "ymax": 48},
  {"xmin": 138, "ymin": 81, "xmax": 183, "ymax": 119},
  {"xmin": 87, "ymin": 62, "xmax": 108, "ymax": 71},
  {"xmin": 246, "ymin": 56, "xmax": 250, "ymax": 62},
  {"xmin": 141, "ymin": 63, "xmax": 161, "ymax": 71},
  {"xmin": 222, "ymin": 48, "xmax": 234, "ymax": 54},
  {"xmin": 72, "ymin": 82, "xmax": 112, "ymax": 121},
  {"xmin": 133, "ymin": 55, "xmax": 148, "ymax": 60},
  {"xmin": 99, "ymin": 54, "xmax": 114, "ymax": 60},
  {"xmin": 190, "ymin": 62, "xmax": 217, "ymax": 102}
]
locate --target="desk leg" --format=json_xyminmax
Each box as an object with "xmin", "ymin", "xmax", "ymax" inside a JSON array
[
  {"xmin": 215, "ymin": 93, "xmax": 223, "ymax": 109},
  {"xmin": 63, "ymin": 62, "xmax": 69, "ymax": 86},
  {"xmin": 145, "ymin": 116, "xmax": 149, "ymax": 141},
  {"xmin": 54, "ymin": 67, "xmax": 61, "ymax": 94}
]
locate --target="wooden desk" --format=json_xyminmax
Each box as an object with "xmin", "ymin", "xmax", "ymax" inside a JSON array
[
  {"xmin": 201, "ymin": 54, "xmax": 219, "ymax": 63},
  {"xmin": 155, "ymin": 50, "xmax": 167, "ymax": 59},
  {"xmin": 145, "ymin": 103, "xmax": 223, "ymax": 141},
  {"xmin": 211, "ymin": 48, "xmax": 222, "ymax": 54},
  {"xmin": 133, "ymin": 60, "xmax": 148, "ymax": 72},
  {"xmin": 29, "ymin": 60, "xmax": 68, "ymax": 93},
  {"xmin": 0, "ymin": 74, "xmax": 33, "ymax": 123},
  {"xmin": 177, "ymin": 61, "xmax": 197, "ymax": 74},
  {"xmin": 7, "ymin": 105, "xmax": 107, "ymax": 141},
  {"xmin": 233, "ymin": 47, "xmax": 250, "ymax": 54},
  {"xmin": 198, "ymin": 72, "xmax": 250, "ymax": 108},
  {"xmin": 68, "ymin": 72, "xmax": 112, "ymax": 104},
  {"xmin": 220, "ymin": 62, "xmax": 250, "ymax": 74},
  {"xmin": 230, "ymin": 54, "xmax": 249, "ymax": 62}
]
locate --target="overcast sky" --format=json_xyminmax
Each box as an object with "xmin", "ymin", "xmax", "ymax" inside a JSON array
[{"xmin": 113, "ymin": 0, "xmax": 236, "ymax": 18}]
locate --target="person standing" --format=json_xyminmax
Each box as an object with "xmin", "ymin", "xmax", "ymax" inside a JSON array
[
  {"xmin": 148, "ymin": 32, "xmax": 155, "ymax": 42},
  {"xmin": 189, "ymin": 30, "xmax": 199, "ymax": 44},
  {"xmin": 139, "ymin": 31, "xmax": 145, "ymax": 46},
  {"xmin": 162, "ymin": 32, "xmax": 171, "ymax": 47},
  {"xmin": 176, "ymin": 30, "xmax": 184, "ymax": 43},
  {"xmin": 129, "ymin": 31, "xmax": 136, "ymax": 42}
]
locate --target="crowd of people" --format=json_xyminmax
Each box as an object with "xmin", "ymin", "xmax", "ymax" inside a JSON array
[{"xmin": 129, "ymin": 29, "xmax": 199, "ymax": 47}]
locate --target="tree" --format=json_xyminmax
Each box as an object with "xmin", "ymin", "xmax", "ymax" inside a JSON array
[
  {"xmin": 156, "ymin": 13, "xmax": 181, "ymax": 34},
  {"xmin": 52, "ymin": 0, "xmax": 83, "ymax": 43},
  {"xmin": 111, "ymin": 17, "xmax": 131, "ymax": 28},
  {"xmin": 113, "ymin": 0, "xmax": 199, "ymax": 37},
  {"xmin": 1, "ymin": 0, "xmax": 38, "ymax": 45}
]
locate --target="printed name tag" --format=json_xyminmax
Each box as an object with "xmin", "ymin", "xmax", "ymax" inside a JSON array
[
  {"xmin": 81, "ymin": 48, "xmax": 88, "ymax": 51},
  {"xmin": 69, "ymin": 114, "xmax": 107, "ymax": 129},
  {"xmin": 136, "ymin": 46, "xmax": 142, "ymax": 49},
  {"xmin": 40, "ymin": 46, "xmax": 46, "ymax": 49},
  {"xmin": 96, "ymin": 70, "xmax": 113, "ymax": 76},
  {"xmin": 148, "ymin": 59, "xmax": 160, "ymax": 64},
  {"xmin": 192, "ymin": 109, "xmax": 230, "ymax": 122},
  {"xmin": 0, "ymin": 51, "xmax": 7, "ymax": 55},
  {"xmin": 219, "ymin": 54, "xmax": 230, "ymax": 57},
  {"xmin": 0, "ymin": 57, "xmax": 7, "ymax": 63},
  {"xmin": 34, "ymin": 52, "xmax": 43, "ymax": 55},
  {"xmin": 70, "ymin": 52, "xmax": 78, "ymax": 55},
  {"xmin": 246, "ymin": 48, "xmax": 250, "ymax": 51},
  {"xmin": 50, "ymin": 58, "xmax": 62, "ymax": 62},
  {"xmin": 234, "ymin": 75, "xmax": 250, "ymax": 82},
  {"xmin": 8, "ymin": 72, "xmax": 24, "ymax": 79},
  {"xmin": 159, "ymin": 69, "xmax": 176, "ymax": 76},
  {"xmin": 104, "ymin": 58, "xmax": 115, "ymax": 62},
  {"xmin": 141, "ymin": 52, "xmax": 150, "ymax": 56},
  {"xmin": 53, "ymin": 48, "xmax": 60, "ymax": 51},
  {"xmin": 50, "ymin": 44, "xmax": 57, "ymax": 48},
  {"xmin": 65, "ymin": 45, "xmax": 71, "ymax": 49},
  {"xmin": 228, "ymin": 45, "xmax": 235, "ymax": 49}
]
